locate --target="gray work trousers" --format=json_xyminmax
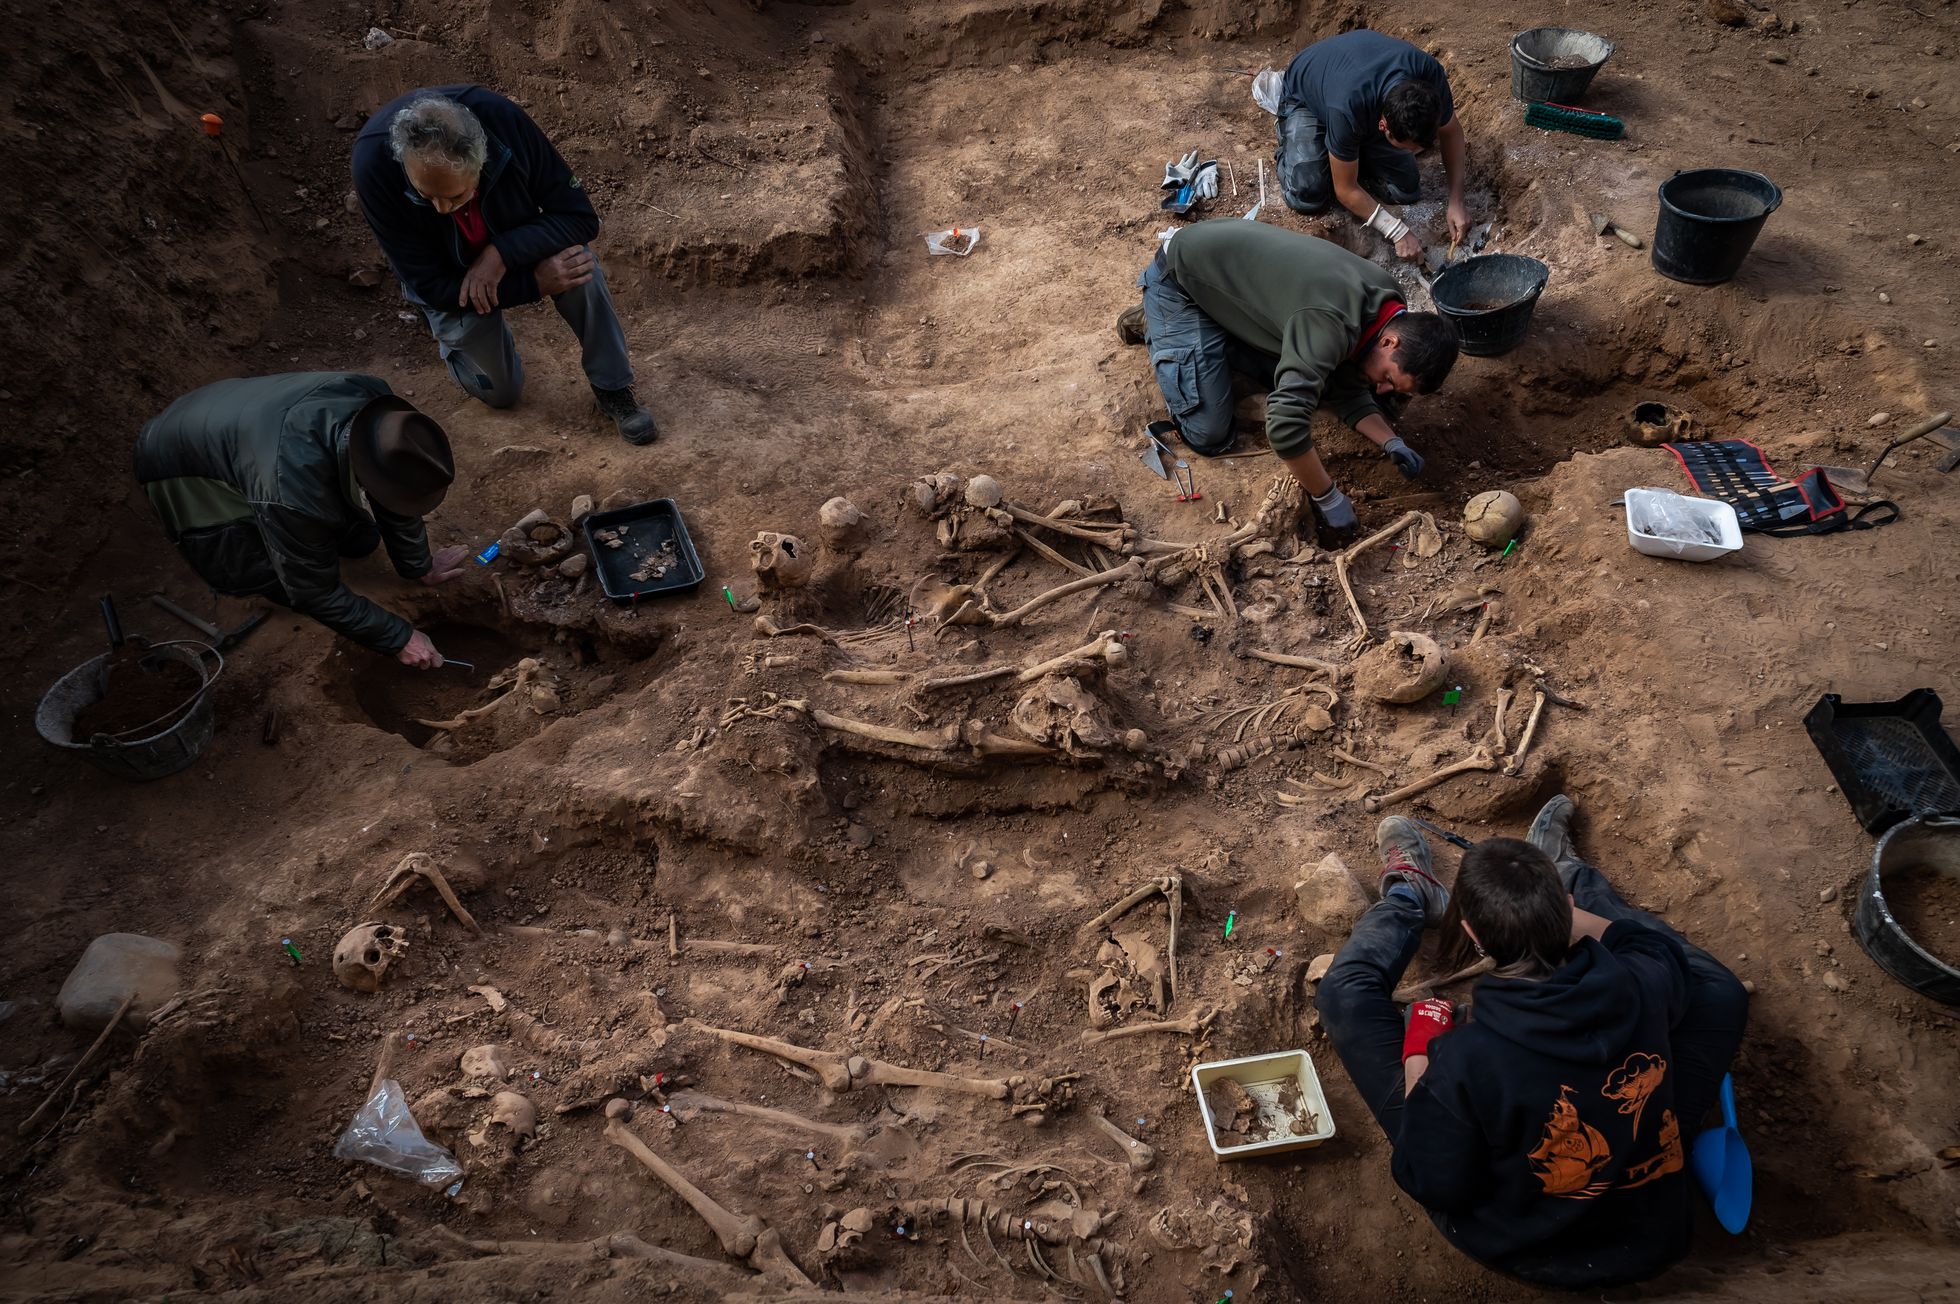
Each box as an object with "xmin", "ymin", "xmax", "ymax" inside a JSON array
[{"xmin": 409, "ymin": 248, "xmax": 633, "ymax": 408}]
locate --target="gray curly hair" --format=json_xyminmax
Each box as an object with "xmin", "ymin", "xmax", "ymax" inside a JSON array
[{"xmin": 388, "ymin": 94, "xmax": 488, "ymax": 175}]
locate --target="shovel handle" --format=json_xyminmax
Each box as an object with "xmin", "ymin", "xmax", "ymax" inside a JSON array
[{"xmin": 99, "ymin": 595, "xmax": 125, "ymax": 650}]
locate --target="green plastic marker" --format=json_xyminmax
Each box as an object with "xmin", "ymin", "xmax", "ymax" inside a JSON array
[
  {"xmin": 1500, "ymin": 538, "xmax": 1517, "ymax": 559},
  {"xmin": 1443, "ymin": 687, "xmax": 1463, "ymax": 706},
  {"xmin": 722, "ymin": 585, "xmax": 737, "ymax": 610},
  {"xmin": 281, "ymin": 937, "xmax": 302, "ymax": 965},
  {"xmin": 1223, "ymin": 909, "xmax": 1238, "ymax": 940}
]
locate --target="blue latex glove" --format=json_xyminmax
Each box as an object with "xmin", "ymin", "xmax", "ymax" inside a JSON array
[
  {"xmin": 1383, "ymin": 435, "xmax": 1424, "ymax": 479},
  {"xmin": 1312, "ymin": 485, "xmax": 1357, "ymax": 531}
]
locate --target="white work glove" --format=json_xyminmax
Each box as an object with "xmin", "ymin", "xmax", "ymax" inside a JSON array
[
  {"xmin": 1366, "ymin": 203, "xmax": 1411, "ymax": 244},
  {"xmin": 1192, "ymin": 160, "xmax": 1219, "ymax": 200}
]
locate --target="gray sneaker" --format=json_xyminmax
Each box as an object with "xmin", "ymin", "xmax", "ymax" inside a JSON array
[
  {"xmin": 1528, "ymin": 794, "xmax": 1580, "ymax": 889},
  {"xmin": 1376, "ymin": 816, "xmax": 1450, "ymax": 925}
]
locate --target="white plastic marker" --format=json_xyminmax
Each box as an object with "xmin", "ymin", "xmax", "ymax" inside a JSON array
[{"xmin": 1244, "ymin": 159, "xmax": 1266, "ymax": 222}]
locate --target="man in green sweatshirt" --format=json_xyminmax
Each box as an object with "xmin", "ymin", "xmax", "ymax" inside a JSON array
[
  {"xmin": 1119, "ymin": 221, "xmax": 1458, "ymax": 531},
  {"xmin": 135, "ymin": 373, "xmax": 470, "ymax": 668}
]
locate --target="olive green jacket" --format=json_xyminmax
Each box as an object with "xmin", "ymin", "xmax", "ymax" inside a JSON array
[
  {"xmin": 135, "ymin": 373, "xmax": 432, "ymax": 652},
  {"xmin": 1165, "ymin": 220, "xmax": 1402, "ymax": 459}
]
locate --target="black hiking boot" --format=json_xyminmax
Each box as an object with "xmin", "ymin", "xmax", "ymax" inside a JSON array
[
  {"xmin": 1116, "ymin": 303, "xmax": 1148, "ymax": 347},
  {"xmin": 594, "ymin": 386, "xmax": 658, "ymax": 445},
  {"xmin": 1375, "ymin": 816, "xmax": 1450, "ymax": 925}
]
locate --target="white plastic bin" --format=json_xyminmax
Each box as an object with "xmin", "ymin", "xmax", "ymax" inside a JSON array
[
  {"xmin": 1191, "ymin": 1049, "xmax": 1336, "ymax": 1160},
  {"xmin": 1625, "ymin": 487, "xmax": 1742, "ymax": 561}
]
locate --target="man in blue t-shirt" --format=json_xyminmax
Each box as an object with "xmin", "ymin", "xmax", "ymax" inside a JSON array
[{"xmin": 1274, "ymin": 30, "xmax": 1470, "ymax": 260}]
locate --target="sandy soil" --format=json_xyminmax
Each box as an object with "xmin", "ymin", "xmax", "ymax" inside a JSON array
[{"xmin": 4, "ymin": 0, "xmax": 1960, "ymax": 1300}]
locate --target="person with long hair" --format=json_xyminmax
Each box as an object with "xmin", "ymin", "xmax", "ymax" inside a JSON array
[{"xmin": 1315, "ymin": 797, "xmax": 1749, "ymax": 1288}]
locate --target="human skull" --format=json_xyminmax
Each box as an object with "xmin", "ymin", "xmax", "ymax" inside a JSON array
[
  {"xmin": 908, "ymin": 470, "xmax": 964, "ymax": 519},
  {"xmin": 460, "ymin": 1044, "xmax": 513, "ymax": 1081},
  {"xmin": 963, "ymin": 474, "xmax": 1003, "ymax": 509},
  {"xmin": 749, "ymin": 532, "xmax": 813, "ymax": 590},
  {"xmin": 332, "ymin": 922, "xmax": 408, "ymax": 993},
  {"xmin": 488, "ymin": 1090, "xmax": 538, "ymax": 1139},
  {"xmin": 818, "ymin": 496, "xmax": 866, "ymax": 550},
  {"xmin": 1462, "ymin": 491, "xmax": 1524, "ymax": 550},
  {"xmin": 1355, "ymin": 631, "xmax": 1451, "ymax": 704}
]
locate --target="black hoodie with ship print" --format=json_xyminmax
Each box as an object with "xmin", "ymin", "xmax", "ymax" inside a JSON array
[{"xmin": 1393, "ymin": 920, "xmax": 1695, "ymax": 1288}]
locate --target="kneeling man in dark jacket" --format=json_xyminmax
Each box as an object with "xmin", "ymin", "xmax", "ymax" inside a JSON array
[
  {"xmin": 353, "ymin": 85, "xmax": 657, "ymax": 445},
  {"xmin": 1317, "ymin": 797, "xmax": 1749, "ymax": 1288},
  {"xmin": 136, "ymin": 373, "xmax": 468, "ymax": 668}
]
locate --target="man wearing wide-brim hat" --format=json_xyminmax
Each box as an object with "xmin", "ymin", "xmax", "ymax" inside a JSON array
[{"xmin": 136, "ymin": 373, "xmax": 469, "ymax": 668}]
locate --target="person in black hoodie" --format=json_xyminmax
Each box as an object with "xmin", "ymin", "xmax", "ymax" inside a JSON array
[
  {"xmin": 1315, "ymin": 797, "xmax": 1749, "ymax": 1289},
  {"xmin": 352, "ymin": 86, "xmax": 658, "ymax": 445}
]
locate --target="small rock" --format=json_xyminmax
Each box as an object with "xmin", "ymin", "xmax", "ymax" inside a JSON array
[
  {"xmin": 1706, "ymin": 0, "xmax": 1749, "ymax": 25},
  {"xmin": 557, "ymin": 553, "xmax": 589, "ymax": 580},
  {"xmin": 1306, "ymin": 953, "xmax": 1335, "ymax": 983},
  {"xmin": 57, "ymin": 934, "xmax": 182, "ymax": 1031},
  {"xmin": 1814, "ymin": 940, "xmax": 1833, "ymax": 957},
  {"xmin": 352, "ymin": 327, "xmax": 367, "ymax": 342},
  {"xmin": 600, "ymin": 488, "xmax": 648, "ymax": 513},
  {"xmin": 1664, "ymin": 294, "xmax": 1681, "ymax": 308},
  {"xmin": 1294, "ymin": 853, "xmax": 1370, "ymax": 934},
  {"xmin": 363, "ymin": 26, "xmax": 394, "ymax": 49},
  {"xmin": 1906, "ymin": 233, "xmax": 1924, "ymax": 245},
  {"xmin": 333, "ymin": 112, "xmax": 363, "ymax": 130},
  {"xmin": 1911, "ymin": 97, "xmax": 1928, "ymax": 109},
  {"xmin": 1877, "ymin": 291, "xmax": 1891, "ymax": 304},
  {"xmin": 1741, "ymin": 979, "xmax": 1757, "ymax": 995},
  {"xmin": 1868, "ymin": 411, "xmax": 1891, "ymax": 427},
  {"xmin": 1765, "ymin": 51, "xmax": 1787, "ymax": 63},
  {"xmin": 570, "ymin": 494, "xmax": 594, "ymax": 520},
  {"xmin": 696, "ymin": 67, "xmax": 712, "ymax": 78},
  {"xmin": 1925, "ymin": 339, "xmax": 1939, "ymax": 349},
  {"xmin": 845, "ymin": 823, "xmax": 874, "ymax": 850},
  {"xmin": 1819, "ymin": 885, "xmax": 1839, "ymax": 903},
  {"xmin": 968, "ymin": 858, "xmax": 994, "ymax": 880},
  {"xmin": 1821, "ymin": 970, "xmax": 1848, "ymax": 993}
]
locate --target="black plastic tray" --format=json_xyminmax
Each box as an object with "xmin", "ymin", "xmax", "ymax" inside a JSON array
[
  {"xmin": 582, "ymin": 499, "xmax": 704, "ymax": 603},
  {"xmin": 1804, "ymin": 689, "xmax": 1960, "ymax": 834}
]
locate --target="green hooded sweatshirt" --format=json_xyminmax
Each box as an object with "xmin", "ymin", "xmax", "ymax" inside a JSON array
[
  {"xmin": 135, "ymin": 373, "xmax": 433, "ymax": 653},
  {"xmin": 1164, "ymin": 220, "xmax": 1403, "ymax": 459}
]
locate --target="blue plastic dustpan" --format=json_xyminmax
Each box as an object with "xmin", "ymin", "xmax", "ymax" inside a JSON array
[{"xmin": 1690, "ymin": 1073, "xmax": 1752, "ymax": 1233}]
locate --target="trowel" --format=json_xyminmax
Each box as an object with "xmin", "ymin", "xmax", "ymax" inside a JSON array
[
  {"xmin": 1588, "ymin": 211, "xmax": 1645, "ymax": 249},
  {"xmin": 1820, "ymin": 410, "xmax": 1956, "ymax": 496},
  {"xmin": 1420, "ymin": 220, "xmax": 1492, "ymax": 280}
]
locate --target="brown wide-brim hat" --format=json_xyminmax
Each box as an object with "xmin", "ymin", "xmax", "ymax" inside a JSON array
[{"xmin": 349, "ymin": 395, "xmax": 454, "ymax": 517}]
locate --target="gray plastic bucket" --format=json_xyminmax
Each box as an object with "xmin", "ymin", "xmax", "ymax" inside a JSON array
[
  {"xmin": 1510, "ymin": 27, "xmax": 1616, "ymax": 104},
  {"xmin": 36, "ymin": 641, "xmax": 222, "ymax": 781}
]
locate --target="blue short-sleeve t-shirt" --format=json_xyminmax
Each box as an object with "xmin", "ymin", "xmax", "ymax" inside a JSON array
[{"xmin": 1280, "ymin": 30, "xmax": 1455, "ymax": 162}]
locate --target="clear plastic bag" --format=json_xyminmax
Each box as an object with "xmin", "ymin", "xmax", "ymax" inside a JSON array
[
  {"xmin": 1625, "ymin": 486, "xmax": 1734, "ymax": 558},
  {"xmin": 1252, "ymin": 68, "xmax": 1283, "ymax": 115},
  {"xmin": 924, "ymin": 227, "xmax": 980, "ymax": 257},
  {"xmin": 333, "ymin": 1079, "xmax": 463, "ymax": 1188}
]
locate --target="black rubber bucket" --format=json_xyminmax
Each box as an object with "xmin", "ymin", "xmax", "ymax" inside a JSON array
[
  {"xmin": 1652, "ymin": 169, "xmax": 1782, "ymax": 285},
  {"xmin": 1429, "ymin": 254, "xmax": 1550, "ymax": 357},
  {"xmin": 1510, "ymin": 27, "xmax": 1615, "ymax": 103},
  {"xmin": 1853, "ymin": 813, "xmax": 1960, "ymax": 1006}
]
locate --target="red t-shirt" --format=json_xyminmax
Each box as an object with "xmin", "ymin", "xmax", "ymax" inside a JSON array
[{"xmin": 451, "ymin": 199, "xmax": 491, "ymax": 259}]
